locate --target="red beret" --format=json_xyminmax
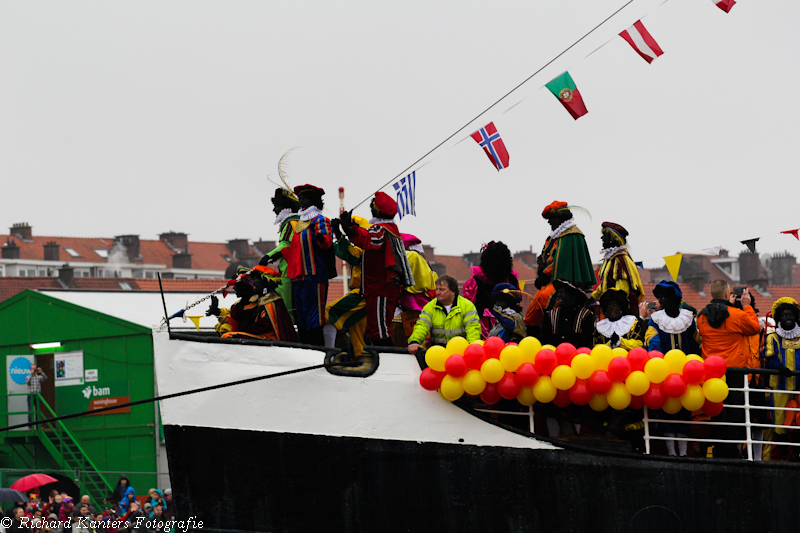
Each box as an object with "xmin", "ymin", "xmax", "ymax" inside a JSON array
[
  {"xmin": 293, "ymin": 184, "xmax": 325, "ymax": 196},
  {"xmin": 542, "ymin": 201, "xmax": 568, "ymax": 217},
  {"xmin": 601, "ymin": 221, "xmax": 629, "ymax": 239},
  {"xmin": 373, "ymin": 191, "xmax": 398, "ymax": 218}
]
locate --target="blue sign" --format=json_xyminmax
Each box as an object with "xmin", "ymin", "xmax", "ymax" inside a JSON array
[{"xmin": 9, "ymin": 357, "xmax": 32, "ymax": 385}]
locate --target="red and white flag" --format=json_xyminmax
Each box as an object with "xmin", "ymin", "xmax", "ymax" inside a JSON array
[
  {"xmin": 714, "ymin": 0, "xmax": 735, "ymax": 13},
  {"xmin": 619, "ymin": 21, "xmax": 663, "ymax": 64}
]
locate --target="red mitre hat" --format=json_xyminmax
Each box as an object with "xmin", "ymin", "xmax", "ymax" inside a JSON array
[
  {"xmin": 601, "ymin": 221, "xmax": 629, "ymax": 239},
  {"xmin": 293, "ymin": 184, "xmax": 325, "ymax": 196},
  {"xmin": 541, "ymin": 201, "xmax": 568, "ymax": 217},
  {"xmin": 401, "ymin": 233, "xmax": 421, "ymax": 247},
  {"xmin": 373, "ymin": 191, "xmax": 398, "ymax": 217}
]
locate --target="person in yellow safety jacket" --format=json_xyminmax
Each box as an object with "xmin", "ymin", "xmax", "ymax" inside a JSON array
[{"xmin": 407, "ymin": 274, "xmax": 481, "ymax": 354}]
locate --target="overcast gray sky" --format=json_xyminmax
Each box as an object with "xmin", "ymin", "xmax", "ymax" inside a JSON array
[{"xmin": 2, "ymin": 0, "xmax": 798, "ymax": 268}]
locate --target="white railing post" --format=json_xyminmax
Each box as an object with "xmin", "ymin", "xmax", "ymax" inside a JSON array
[
  {"xmin": 643, "ymin": 406, "xmax": 651, "ymax": 455},
  {"xmin": 743, "ymin": 374, "xmax": 753, "ymax": 461},
  {"xmin": 529, "ymin": 405, "xmax": 535, "ymax": 434}
]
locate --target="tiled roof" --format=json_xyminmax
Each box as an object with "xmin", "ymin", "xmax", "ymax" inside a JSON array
[{"xmin": 432, "ymin": 255, "xmax": 472, "ymax": 282}]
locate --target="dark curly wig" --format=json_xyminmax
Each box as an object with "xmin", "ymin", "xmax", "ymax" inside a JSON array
[{"xmin": 480, "ymin": 241, "xmax": 513, "ymax": 284}]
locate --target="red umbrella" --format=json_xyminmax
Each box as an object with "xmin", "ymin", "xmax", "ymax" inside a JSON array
[{"xmin": 10, "ymin": 474, "xmax": 58, "ymax": 492}]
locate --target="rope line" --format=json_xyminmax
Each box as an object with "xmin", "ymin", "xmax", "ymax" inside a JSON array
[
  {"xmin": 1, "ymin": 361, "xmax": 357, "ymax": 432},
  {"xmin": 350, "ymin": 0, "xmax": 635, "ymax": 210}
]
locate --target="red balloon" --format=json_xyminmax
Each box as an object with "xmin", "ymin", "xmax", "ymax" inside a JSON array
[
  {"xmin": 484, "ymin": 336, "xmax": 506, "ymax": 359},
  {"xmin": 588, "ymin": 370, "xmax": 613, "ymax": 394},
  {"xmin": 534, "ymin": 349, "xmax": 557, "ymax": 376},
  {"xmin": 663, "ymin": 373, "xmax": 687, "ymax": 398},
  {"xmin": 702, "ymin": 399, "xmax": 724, "ymax": 417},
  {"xmin": 608, "ymin": 356, "xmax": 632, "ymax": 382},
  {"xmin": 643, "ymin": 383, "xmax": 667, "ymax": 409},
  {"xmin": 569, "ymin": 379, "xmax": 593, "ymax": 405},
  {"xmin": 683, "ymin": 360, "xmax": 706, "ymax": 385},
  {"xmin": 419, "ymin": 368, "xmax": 445, "ymax": 391},
  {"xmin": 515, "ymin": 363, "xmax": 540, "ymax": 387},
  {"xmin": 627, "ymin": 348, "xmax": 649, "ymax": 372},
  {"xmin": 555, "ymin": 343, "xmax": 577, "ymax": 366},
  {"xmin": 629, "ymin": 395, "xmax": 645, "ymax": 410},
  {"xmin": 553, "ymin": 388, "xmax": 572, "ymax": 408},
  {"xmin": 480, "ymin": 383, "xmax": 501, "ymax": 405},
  {"xmin": 648, "ymin": 350, "xmax": 664, "ymax": 359},
  {"xmin": 497, "ymin": 372, "xmax": 522, "ymax": 400},
  {"xmin": 445, "ymin": 355, "xmax": 468, "ymax": 377},
  {"xmin": 576, "ymin": 347, "xmax": 592, "ymax": 355},
  {"xmin": 463, "ymin": 344, "xmax": 486, "ymax": 370},
  {"xmin": 506, "ymin": 342, "xmax": 518, "ymax": 346},
  {"xmin": 705, "ymin": 355, "xmax": 727, "ymax": 379}
]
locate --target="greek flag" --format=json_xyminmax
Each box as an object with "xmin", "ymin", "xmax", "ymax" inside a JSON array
[{"xmin": 392, "ymin": 172, "xmax": 416, "ymax": 220}]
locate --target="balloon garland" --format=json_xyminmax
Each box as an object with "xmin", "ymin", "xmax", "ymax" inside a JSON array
[{"xmin": 419, "ymin": 337, "xmax": 729, "ymax": 415}]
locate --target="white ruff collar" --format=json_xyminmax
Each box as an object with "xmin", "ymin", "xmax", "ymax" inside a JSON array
[
  {"xmin": 274, "ymin": 208, "xmax": 295, "ymax": 226},
  {"xmin": 651, "ymin": 308, "xmax": 694, "ymax": 334},
  {"xmin": 299, "ymin": 206, "xmax": 323, "ymax": 221},
  {"xmin": 549, "ymin": 219, "xmax": 576, "ymax": 239},
  {"xmin": 369, "ymin": 217, "xmax": 395, "ymax": 225},
  {"xmin": 777, "ymin": 324, "xmax": 800, "ymax": 339},
  {"xmin": 596, "ymin": 315, "xmax": 637, "ymax": 346},
  {"xmin": 600, "ymin": 245, "xmax": 627, "ymax": 261},
  {"xmin": 407, "ymin": 244, "xmax": 424, "ymax": 254}
]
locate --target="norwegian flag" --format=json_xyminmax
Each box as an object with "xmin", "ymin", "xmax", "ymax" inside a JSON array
[
  {"xmin": 470, "ymin": 122, "xmax": 510, "ymax": 171},
  {"xmin": 714, "ymin": 0, "xmax": 735, "ymax": 13},
  {"xmin": 619, "ymin": 20, "xmax": 664, "ymax": 64}
]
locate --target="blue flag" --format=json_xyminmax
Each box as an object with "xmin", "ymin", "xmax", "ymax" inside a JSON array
[{"xmin": 393, "ymin": 172, "xmax": 416, "ymax": 220}]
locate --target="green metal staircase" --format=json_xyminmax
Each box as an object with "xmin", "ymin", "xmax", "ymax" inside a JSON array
[{"xmin": 1, "ymin": 393, "xmax": 112, "ymax": 507}]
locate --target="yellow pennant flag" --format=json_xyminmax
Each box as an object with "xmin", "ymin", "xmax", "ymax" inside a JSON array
[
  {"xmin": 519, "ymin": 280, "xmax": 526, "ymax": 291},
  {"xmin": 187, "ymin": 316, "xmax": 202, "ymax": 330},
  {"xmin": 663, "ymin": 254, "xmax": 682, "ymax": 282}
]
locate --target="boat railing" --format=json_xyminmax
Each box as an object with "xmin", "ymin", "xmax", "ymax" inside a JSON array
[{"xmin": 473, "ymin": 366, "xmax": 800, "ymax": 461}]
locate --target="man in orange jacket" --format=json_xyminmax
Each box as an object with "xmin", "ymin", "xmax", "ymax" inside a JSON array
[{"xmin": 697, "ymin": 279, "xmax": 761, "ymax": 458}]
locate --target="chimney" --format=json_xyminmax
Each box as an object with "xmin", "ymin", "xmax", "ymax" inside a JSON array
[
  {"xmin": 431, "ymin": 263, "xmax": 447, "ymax": 277},
  {"xmin": 771, "ymin": 252, "xmax": 796, "ymax": 286},
  {"xmin": 114, "ymin": 235, "xmax": 140, "ymax": 262},
  {"xmin": 227, "ymin": 239, "xmax": 251, "ymax": 261},
  {"xmin": 10, "ymin": 223, "xmax": 32, "ymax": 241},
  {"xmin": 252, "ymin": 240, "xmax": 276, "ymax": 257},
  {"xmin": 44, "ymin": 241, "xmax": 60, "ymax": 261},
  {"xmin": 58, "ymin": 264, "xmax": 75, "ymax": 288},
  {"xmin": 2, "ymin": 238, "xmax": 20, "ymax": 259},
  {"xmin": 683, "ymin": 271, "xmax": 710, "ymax": 294},
  {"xmin": 718, "ymin": 248, "xmax": 729, "ymax": 258},
  {"xmin": 514, "ymin": 249, "xmax": 538, "ymax": 268},
  {"xmin": 462, "ymin": 252, "xmax": 481, "ymax": 267},
  {"xmin": 422, "ymin": 244, "xmax": 436, "ymax": 263},
  {"xmin": 738, "ymin": 251, "xmax": 761, "ymax": 286},
  {"xmin": 172, "ymin": 253, "xmax": 192, "ymax": 269},
  {"xmin": 159, "ymin": 232, "xmax": 188, "ymax": 252}
]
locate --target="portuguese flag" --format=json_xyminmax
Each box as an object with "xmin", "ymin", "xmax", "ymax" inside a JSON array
[{"xmin": 545, "ymin": 71, "xmax": 588, "ymax": 120}]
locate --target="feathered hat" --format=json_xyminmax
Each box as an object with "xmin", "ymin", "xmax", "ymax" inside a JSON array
[
  {"xmin": 269, "ymin": 149, "xmax": 300, "ymax": 208},
  {"xmin": 541, "ymin": 201, "xmax": 591, "ymax": 219}
]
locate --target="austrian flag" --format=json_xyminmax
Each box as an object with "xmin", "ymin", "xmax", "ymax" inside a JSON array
[
  {"xmin": 619, "ymin": 20, "xmax": 664, "ymax": 64},
  {"xmin": 470, "ymin": 122, "xmax": 510, "ymax": 171},
  {"xmin": 545, "ymin": 72, "xmax": 588, "ymax": 120}
]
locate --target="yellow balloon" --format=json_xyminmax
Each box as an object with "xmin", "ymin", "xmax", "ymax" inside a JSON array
[
  {"xmin": 570, "ymin": 353, "xmax": 595, "ymax": 380},
  {"xmin": 551, "ymin": 365, "xmax": 577, "ymax": 390},
  {"xmin": 425, "ymin": 345, "xmax": 448, "ymax": 372},
  {"xmin": 440, "ymin": 375, "xmax": 465, "ymax": 401},
  {"xmin": 518, "ymin": 336, "xmax": 542, "ymax": 364},
  {"xmin": 687, "ymin": 354, "xmax": 703, "ymax": 363},
  {"xmin": 589, "ymin": 393, "xmax": 609, "ymax": 412},
  {"xmin": 446, "ymin": 336, "xmax": 469, "ymax": 356},
  {"xmin": 500, "ymin": 345, "xmax": 524, "ymax": 372},
  {"xmin": 542, "ymin": 344, "xmax": 557, "ymax": 352},
  {"xmin": 662, "ymin": 396, "xmax": 683, "ymax": 415},
  {"xmin": 480, "ymin": 358, "xmax": 505, "ymax": 384},
  {"xmin": 607, "ymin": 382, "xmax": 632, "ymax": 410},
  {"xmin": 590, "ymin": 344, "xmax": 614, "ymax": 372},
  {"xmin": 625, "ymin": 370, "xmax": 650, "ymax": 396},
  {"xmin": 664, "ymin": 349, "xmax": 687, "ymax": 375},
  {"xmin": 644, "ymin": 357, "xmax": 669, "ymax": 384},
  {"xmin": 463, "ymin": 369, "xmax": 487, "ymax": 396},
  {"xmin": 471, "ymin": 339, "xmax": 485, "ymax": 346},
  {"xmin": 438, "ymin": 388, "xmax": 451, "ymax": 401},
  {"xmin": 532, "ymin": 376, "xmax": 557, "ymax": 403},
  {"xmin": 703, "ymin": 378, "xmax": 729, "ymax": 403},
  {"xmin": 681, "ymin": 384, "xmax": 706, "ymax": 411},
  {"xmin": 517, "ymin": 386, "xmax": 537, "ymax": 406},
  {"xmin": 612, "ymin": 347, "xmax": 629, "ymax": 359}
]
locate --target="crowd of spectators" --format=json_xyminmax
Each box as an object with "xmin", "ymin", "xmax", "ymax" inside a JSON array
[{"xmin": 0, "ymin": 477, "xmax": 175, "ymax": 533}]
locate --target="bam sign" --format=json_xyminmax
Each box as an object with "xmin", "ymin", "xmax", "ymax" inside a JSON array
[
  {"xmin": 81, "ymin": 385, "xmax": 111, "ymax": 399},
  {"xmin": 57, "ymin": 380, "xmax": 131, "ymax": 417}
]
